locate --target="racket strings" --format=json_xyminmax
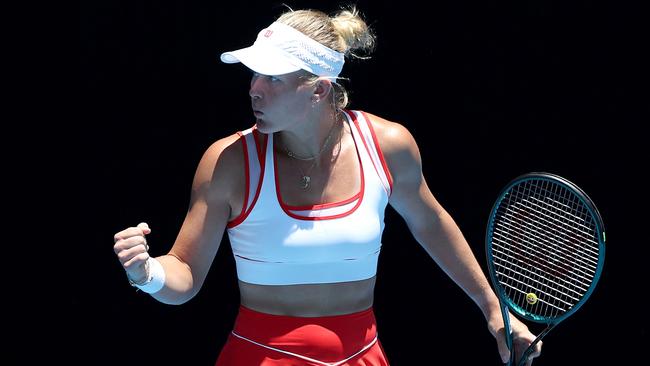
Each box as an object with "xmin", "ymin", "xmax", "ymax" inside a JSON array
[
  {"xmin": 491, "ymin": 179, "xmax": 601, "ymax": 318},
  {"xmin": 496, "ymin": 202, "xmax": 598, "ymax": 283},
  {"xmin": 501, "ymin": 181, "xmax": 587, "ymax": 315}
]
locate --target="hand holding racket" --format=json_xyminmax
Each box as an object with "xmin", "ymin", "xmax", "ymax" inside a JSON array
[{"xmin": 485, "ymin": 173, "xmax": 606, "ymax": 365}]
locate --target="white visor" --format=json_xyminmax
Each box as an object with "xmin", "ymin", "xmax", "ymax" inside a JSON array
[{"xmin": 220, "ymin": 22, "xmax": 344, "ymax": 79}]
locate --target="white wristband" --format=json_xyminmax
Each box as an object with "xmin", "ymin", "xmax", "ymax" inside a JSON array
[{"xmin": 133, "ymin": 257, "xmax": 166, "ymax": 294}]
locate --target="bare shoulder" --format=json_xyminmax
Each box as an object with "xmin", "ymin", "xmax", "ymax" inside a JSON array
[
  {"xmin": 361, "ymin": 111, "xmax": 420, "ymax": 162},
  {"xmin": 360, "ymin": 113, "xmax": 426, "ymax": 211},
  {"xmin": 192, "ymin": 131, "xmax": 246, "ymax": 201}
]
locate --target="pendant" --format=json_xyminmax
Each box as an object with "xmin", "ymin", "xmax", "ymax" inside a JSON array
[{"xmin": 300, "ymin": 175, "xmax": 311, "ymax": 189}]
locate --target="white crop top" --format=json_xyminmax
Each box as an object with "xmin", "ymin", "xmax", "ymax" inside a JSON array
[{"xmin": 226, "ymin": 110, "xmax": 393, "ymax": 285}]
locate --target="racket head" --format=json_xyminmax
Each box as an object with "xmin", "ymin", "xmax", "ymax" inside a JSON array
[{"xmin": 486, "ymin": 172, "xmax": 606, "ymax": 324}]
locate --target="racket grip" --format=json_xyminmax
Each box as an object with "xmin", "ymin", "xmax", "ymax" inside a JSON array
[{"xmin": 501, "ymin": 303, "xmax": 514, "ymax": 366}]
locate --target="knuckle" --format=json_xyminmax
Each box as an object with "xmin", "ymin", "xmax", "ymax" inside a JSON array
[
  {"xmin": 116, "ymin": 249, "xmax": 130, "ymax": 262},
  {"xmin": 114, "ymin": 227, "xmax": 137, "ymax": 242},
  {"xmin": 125, "ymin": 236, "xmax": 141, "ymax": 246},
  {"xmin": 123, "ymin": 259, "xmax": 135, "ymax": 270}
]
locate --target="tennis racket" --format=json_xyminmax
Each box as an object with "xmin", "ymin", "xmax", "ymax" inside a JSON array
[{"xmin": 485, "ymin": 172, "xmax": 606, "ymax": 365}]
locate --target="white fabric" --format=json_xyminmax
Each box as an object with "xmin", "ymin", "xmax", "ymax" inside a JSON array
[
  {"xmin": 226, "ymin": 111, "xmax": 390, "ymax": 285},
  {"xmin": 350, "ymin": 111, "xmax": 392, "ymax": 195},
  {"xmin": 134, "ymin": 257, "xmax": 166, "ymax": 294},
  {"xmin": 220, "ymin": 22, "xmax": 344, "ymax": 78},
  {"xmin": 240, "ymin": 127, "xmax": 261, "ymax": 212}
]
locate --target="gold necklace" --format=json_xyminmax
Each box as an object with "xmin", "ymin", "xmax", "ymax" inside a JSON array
[{"xmin": 282, "ymin": 120, "xmax": 339, "ymax": 189}]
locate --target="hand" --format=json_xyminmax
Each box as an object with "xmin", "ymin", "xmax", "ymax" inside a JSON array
[
  {"xmin": 488, "ymin": 311, "xmax": 542, "ymax": 365},
  {"xmin": 113, "ymin": 222, "xmax": 152, "ymax": 284}
]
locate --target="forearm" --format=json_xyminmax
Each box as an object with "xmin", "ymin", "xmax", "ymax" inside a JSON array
[
  {"xmin": 413, "ymin": 210, "xmax": 500, "ymax": 319},
  {"xmin": 147, "ymin": 254, "xmax": 198, "ymax": 305}
]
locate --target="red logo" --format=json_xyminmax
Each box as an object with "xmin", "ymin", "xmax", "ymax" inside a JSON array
[{"xmin": 264, "ymin": 30, "xmax": 273, "ymax": 37}]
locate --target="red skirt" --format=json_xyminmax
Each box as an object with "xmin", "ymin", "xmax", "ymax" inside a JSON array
[{"xmin": 215, "ymin": 305, "xmax": 390, "ymax": 366}]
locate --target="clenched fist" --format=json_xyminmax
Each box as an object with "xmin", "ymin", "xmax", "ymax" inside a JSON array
[{"xmin": 113, "ymin": 222, "xmax": 152, "ymax": 284}]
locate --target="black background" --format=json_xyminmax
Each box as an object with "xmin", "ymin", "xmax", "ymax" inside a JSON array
[{"xmin": 78, "ymin": 1, "xmax": 646, "ymax": 365}]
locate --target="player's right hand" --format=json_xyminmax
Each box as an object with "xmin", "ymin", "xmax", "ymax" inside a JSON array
[{"xmin": 113, "ymin": 222, "xmax": 152, "ymax": 284}]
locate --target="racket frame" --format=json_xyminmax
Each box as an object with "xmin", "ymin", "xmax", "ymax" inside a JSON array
[{"xmin": 485, "ymin": 172, "xmax": 606, "ymax": 365}]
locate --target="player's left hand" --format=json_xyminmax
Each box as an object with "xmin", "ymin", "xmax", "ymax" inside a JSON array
[{"xmin": 488, "ymin": 311, "xmax": 542, "ymax": 365}]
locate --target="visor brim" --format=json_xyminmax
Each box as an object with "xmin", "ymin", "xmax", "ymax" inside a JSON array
[{"xmin": 220, "ymin": 44, "xmax": 302, "ymax": 76}]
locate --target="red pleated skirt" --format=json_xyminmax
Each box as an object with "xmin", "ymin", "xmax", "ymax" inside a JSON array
[{"xmin": 215, "ymin": 305, "xmax": 390, "ymax": 366}]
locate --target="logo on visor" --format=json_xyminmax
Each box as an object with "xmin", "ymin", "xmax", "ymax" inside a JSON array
[{"xmin": 263, "ymin": 29, "xmax": 273, "ymax": 37}]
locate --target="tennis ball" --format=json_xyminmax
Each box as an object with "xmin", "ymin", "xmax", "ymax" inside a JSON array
[{"xmin": 526, "ymin": 292, "xmax": 538, "ymax": 305}]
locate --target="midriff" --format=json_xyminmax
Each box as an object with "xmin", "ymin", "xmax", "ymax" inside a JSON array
[{"xmin": 238, "ymin": 276, "xmax": 376, "ymax": 317}]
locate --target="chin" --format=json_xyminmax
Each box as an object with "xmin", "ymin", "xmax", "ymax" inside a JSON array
[{"xmin": 254, "ymin": 119, "xmax": 273, "ymax": 134}]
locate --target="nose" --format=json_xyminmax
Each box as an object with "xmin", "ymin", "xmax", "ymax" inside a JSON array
[{"xmin": 249, "ymin": 75, "xmax": 263, "ymax": 100}]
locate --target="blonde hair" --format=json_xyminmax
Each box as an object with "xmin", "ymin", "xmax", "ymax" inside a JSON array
[{"xmin": 276, "ymin": 5, "xmax": 375, "ymax": 109}]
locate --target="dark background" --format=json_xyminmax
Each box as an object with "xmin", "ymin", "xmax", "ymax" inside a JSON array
[{"xmin": 78, "ymin": 1, "xmax": 646, "ymax": 365}]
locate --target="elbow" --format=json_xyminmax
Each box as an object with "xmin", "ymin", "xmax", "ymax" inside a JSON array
[
  {"xmin": 153, "ymin": 286, "xmax": 199, "ymax": 305},
  {"xmin": 158, "ymin": 296, "xmax": 193, "ymax": 306},
  {"xmin": 154, "ymin": 254, "xmax": 202, "ymax": 304}
]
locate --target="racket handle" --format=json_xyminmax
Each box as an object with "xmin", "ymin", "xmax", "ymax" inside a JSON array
[
  {"xmin": 501, "ymin": 303, "xmax": 514, "ymax": 366},
  {"xmin": 514, "ymin": 325, "xmax": 553, "ymax": 366}
]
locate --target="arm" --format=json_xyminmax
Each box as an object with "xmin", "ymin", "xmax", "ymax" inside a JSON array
[
  {"xmin": 114, "ymin": 133, "xmax": 243, "ymax": 305},
  {"xmin": 368, "ymin": 113, "xmax": 541, "ymax": 364},
  {"xmin": 374, "ymin": 117, "xmax": 498, "ymax": 317}
]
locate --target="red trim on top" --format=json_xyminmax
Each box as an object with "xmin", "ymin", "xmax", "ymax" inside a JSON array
[
  {"xmin": 360, "ymin": 111, "xmax": 394, "ymax": 194},
  {"xmin": 227, "ymin": 131, "xmax": 268, "ymax": 229},
  {"xmin": 227, "ymin": 132, "xmax": 249, "ymax": 228},
  {"xmin": 252, "ymin": 125, "xmax": 264, "ymax": 167},
  {"xmin": 345, "ymin": 110, "xmax": 391, "ymax": 197},
  {"xmin": 283, "ymin": 191, "xmax": 361, "ymax": 211},
  {"xmin": 273, "ymin": 124, "xmax": 365, "ymax": 221}
]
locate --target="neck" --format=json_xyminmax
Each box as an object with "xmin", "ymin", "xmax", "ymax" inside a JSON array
[{"xmin": 278, "ymin": 110, "xmax": 342, "ymax": 160}]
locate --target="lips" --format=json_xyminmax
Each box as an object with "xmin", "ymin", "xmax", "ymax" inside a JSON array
[{"xmin": 253, "ymin": 110, "xmax": 264, "ymax": 118}]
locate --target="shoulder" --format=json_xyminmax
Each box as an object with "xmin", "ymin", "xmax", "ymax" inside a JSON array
[
  {"xmin": 196, "ymin": 132, "xmax": 243, "ymax": 177},
  {"xmin": 356, "ymin": 113, "xmax": 428, "ymax": 209},
  {"xmin": 192, "ymin": 130, "xmax": 248, "ymax": 200},
  {"xmin": 358, "ymin": 111, "xmax": 421, "ymax": 165},
  {"xmin": 357, "ymin": 111, "xmax": 423, "ymax": 190}
]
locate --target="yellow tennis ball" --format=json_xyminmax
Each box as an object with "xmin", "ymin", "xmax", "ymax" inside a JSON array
[{"xmin": 526, "ymin": 293, "xmax": 538, "ymax": 305}]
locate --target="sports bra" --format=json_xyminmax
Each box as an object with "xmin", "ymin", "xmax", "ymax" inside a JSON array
[{"xmin": 226, "ymin": 110, "xmax": 393, "ymax": 285}]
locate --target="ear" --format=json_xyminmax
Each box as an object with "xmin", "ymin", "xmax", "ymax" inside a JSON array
[{"xmin": 312, "ymin": 79, "xmax": 333, "ymax": 103}]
